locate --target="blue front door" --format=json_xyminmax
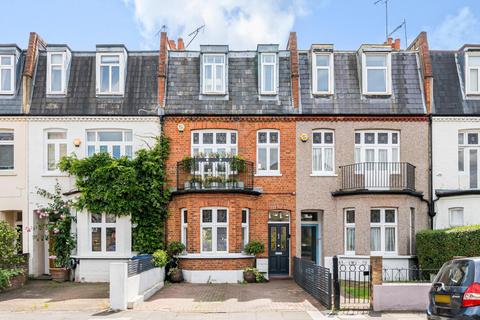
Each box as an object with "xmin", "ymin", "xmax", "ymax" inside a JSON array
[{"xmin": 301, "ymin": 225, "xmax": 317, "ymax": 264}]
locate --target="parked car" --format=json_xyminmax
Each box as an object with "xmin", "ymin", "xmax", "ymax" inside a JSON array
[{"xmin": 427, "ymin": 257, "xmax": 480, "ymax": 319}]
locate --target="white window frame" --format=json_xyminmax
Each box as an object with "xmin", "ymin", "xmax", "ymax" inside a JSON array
[
  {"xmin": 354, "ymin": 130, "xmax": 400, "ymax": 163},
  {"xmin": 241, "ymin": 208, "xmax": 249, "ymax": 252},
  {"xmin": 370, "ymin": 208, "xmax": 397, "ymax": 255},
  {"xmin": 46, "ymin": 52, "xmax": 67, "ymax": 95},
  {"xmin": 0, "ymin": 130, "xmax": 14, "ymax": 171},
  {"xmin": 449, "ymin": 207, "xmax": 464, "ymax": 227},
  {"xmin": 200, "ymin": 207, "xmax": 229, "ymax": 254},
  {"xmin": 362, "ymin": 52, "xmax": 391, "ymax": 95},
  {"xmin": 0, "ymin": 54, "xmax": 15, "ymax": 94},
  {"xmin": 96, "ymin": 53, "xmax": 125, "ymax": 95},
  {"xmin": 181, "ymin": 208, "xmax": 188, "ymax": 249},
  {"xmin": 344, "ymin": 209, "xmax": 355, "ymax": 255},
  {"xmin": 44, "ymin": 129, "xmax": 68, "ymax": 173},
  {"xmin": 312, "ymin": 52, "xmax": 334, "ymax": 95},
  {"xmin": 458, "ymin": 130, "xmax": 480, "ymax": 189},
  {"xmin": 256, "ymin": 129, "xmax": 280, "ymax": 176},
  {"xmin": 312, "ymin": 129, "xmax": 335, "ymax": 175},
  {"xmin": 466, "ymin": 52, "xmax": 480, "ymax": 95},
  {"xmin": 202, "ymin": 54, "xmax": 226, "ymax": 95},
  {"xmin": 89, "ymin": 212, "xmax": 118, "ymax": 254},
  {"xmin": 260, "ymin": 53, "xmax": 277, "ymax": 94},
  {"xmin": 191, "ymin": 129, "xmax": 238, "ymax": 156},
  {"xmin": 86, "ymin": 129, "xmax": 133, "ymax": 159}
]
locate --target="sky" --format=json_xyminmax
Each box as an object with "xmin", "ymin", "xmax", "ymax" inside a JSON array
[{"xmin": 1, "ymin": 0, "xmax": 479, "ymax": 51}]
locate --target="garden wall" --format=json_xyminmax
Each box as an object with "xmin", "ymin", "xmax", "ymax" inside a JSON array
[{"xmin": 373, "ymin": 283, "xmax": 430, "ymax": 311}]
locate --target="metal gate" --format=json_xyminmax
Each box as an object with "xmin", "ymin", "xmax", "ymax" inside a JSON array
[
  {"xmin": 293, "ymin": 257, "xmax": 332, "ymax": 309},
  {"xmin": 333, "ymin": 256, "xmax": 371, "ymax": 310}
]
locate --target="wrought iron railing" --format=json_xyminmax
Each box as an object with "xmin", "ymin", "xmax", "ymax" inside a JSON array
[
  {"xmin": 338, "ymin": 162, "xmax": 416, "ymax": 192},
  {"xmin": 176, "ymin": 156, "xmax": 254, "ymax": 191},
  {"xmin": 383, "ymin": 267, "xmax": 439, "ymax": 283}
]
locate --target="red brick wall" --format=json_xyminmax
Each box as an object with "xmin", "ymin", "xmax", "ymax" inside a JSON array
[{"xmin": 179, "ymin": 258, "xmax": 254, "ymax": 270}]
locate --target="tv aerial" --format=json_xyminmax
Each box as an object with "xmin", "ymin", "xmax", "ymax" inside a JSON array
[
  {"xmin": 186, "ymin": 25, "xmax": 205, "ymax": 49},
  {"xmin": 374, "ymin": 0, "xmax": 407, "ymax": 48}
]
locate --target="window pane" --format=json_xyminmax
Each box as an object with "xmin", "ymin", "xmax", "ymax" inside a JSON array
[
  {"xmin": 470, "ymin": 56, "xmax": 480, "ymax": 67},
  {"xmin": 202, "ymin": 227, "xmax": 212, "ymax": 252},
  {"xmin": 313, "ymin": 132, "xmax": 322, "ymax": 144},
  {"xmin": 214, "ymin": 55, "xmax": 224, "ymax": 64},
  {"xmin": 98, "ymin": 131, "xmax": 122, "ymax": 141},
  {"xmin": 204, "ymin": 65, "xmax": 213, "ymax": 91},
  {"xmin": 217, "ymin": 209, "xmax": 227, "ymax": 223},
  {"xmin": 1, "ymin": 69, "xmax": 12, "ymax": 91},
  {"xmin": 324, "ymin": 147, "xmax": 333, "ymax": 171},
  {"xmin": 87, "ymin": 145, "xmax": 95, "ymax": 157},
  {"xmin": 203, "ymin": 133, "xmax": 213, "ymax": 144},
  {"xmin": 378, "ymin": 133, "xmax": 388, "ymax": 144},
  {"xmin": 263, "ymin": 64, "xmax": 274, "ymax": 92},
  {"xmin": 125, "ymin": 146, "xmax": 132, "ymax": 159},
  {"xmin": 316, "ymin": 68, "xmax": 329, "ymax": 92},
  {"xmin": 47, "ymin": 132, "xmax": 66, "ymax": 140},
  {"xmin": 385, "ymin": 227, "xmax": 396, "ymax": 252},
  {"xmin": 370, "ymin": 227, "xmax": 381, "ymax": 251},
  {"xmin": 366, "ymin": 149, "xmax": 375, "ymax": 162},
  {"xmin": 242, "ymin": 209, "xmax": 247, "ymax": 223},
  {"xmin": 392, "ymin": 132, "xmax": 398, "ymax": 144},
  {"xmin": 471, "ymin": 69, "xmax": 479, "ymax": 92},
  {"xmin": 0, "ymin": 145, "xmax": 13, "ymax": 170},
  {"xmin": 241, "ymin": 227, "xmax": 247, "ymax": 250},
  {"xmin": 51, "ymin": 67, "xmax": 62, "ymax": 92},
  {"xmin": 47, "ymin": 144, "xmax": 56, "ymax": 170},
  {"xmin": 106, "ymin": 228, "xmax": 116, "ymax": 252},
  {"xmin": 315, "ymin": 55, "xmax": 329, "ymax": 67},
  {"xmin": 269, "ymin": 132, "xmax": 279, "ymax": 144},
  {"xmin": 215, "ymin": 65, "xmax": 223, "ymax": 92},
  {"xmin": 124, "ymin": 131, "xmax": 133, "ymax": 142},
  {"xmin": 205, "ymin": 55, "xmax": 215, "ymax": 63},
  {"xmin": 355, "ymin": 132, "xmax": 361, "ymax": 144},
  {"xmin": 111, "ymin": 66, "xmax": 120, "ymax": 92},
  {"xmin": 459, "ymin": 148, "xmax": 464, "ymax": 171},
  {"xmin": 100, "ymin": 66, "xmax": 110, "ymax": 92},
  {"xmin": 231, "ymin": 132, "xmax": 236, "ymax": 144},
  {"xmin": 366, "ymin": 55, "xmax": 386, "ymax": 67},
  {"xmin": 202, "ymin": 209, "xmax": 212, "ymax": 223},
  {"xmin": 258, "ymin": 147, "xmax": 267, "ymax": 171},
  {"xmin": 193, "ymin": 132, "xmax": 199, "ymax": 144},
  {"xmin": 262, "ymin": 54, "xmax": 275, "ymax": 63},
  {"xmin": 91, "ymin": 213, "xmax": 102, "ymax": 223},
  {"xmin": 370, "ymin": 209, "xmax": 381, "ymax": 223},
  {"xmin": 450, "ymin": 209, "xmax": 464, "ymax": 227},
  {"xmin": 91, "ymin": 227, "xmax": 102, "ymax": 252},
  {"xmin": 87, "ymin": 132, "xmax": 96, "ymax": 142},
  {"xmin": 459, "ymin": 133, "xmax": 465, "ymax": 144},
  {"xmin": 269, "ymin": 147, "xmax": 279, "ymax": 170},
  {"xmin": 217, "ymin": 227, "xmax": 227, "ymax": 251},
  {"xmin": 258, "ymin": 132, "xmax": 267, "ymax": 143},
  {"xmin": 101, "ymin": 55, "xmax": 119, "ymax": 64},
  {"xmin": 1, "ymin": 56, "xmax": 12, "ymax": 65},
  {"xmin": 367, "ymin": 69, "xmax": 387, "ymax": 92},
  {"xmin": 470, "ymin": 149, "xmax": 478, "ymax": 188},
  {"xmin": 216, "ymin": 133, "xmax": 226, "ymax": 144},
  {"xmin": 385, "ymin": 210, "xmax": 396, "ymax": 223},
  {"xmin": 346, "ymin": 210, "xmax": 355, "ymax": 224},
  {"xmin": 106, "ymin": 214, "xmax": 116, "ymax": 223},
  {"xmin": 312, "ymin": 148, "xmax": 322, "ymax": 172},
  {"xmin": 346, "ymin": 228, "xmax": 355, "ymax": 251},
  {"xmin": 182, "ymin": 210, "xmax": 188, "ymax": 223},
  {"xmin": 112, "ymin": 145, "xmax": 121, "ymax": 159},
  {"xmin": 51, "ymin": 54, "xmax": 63, "ymax": 64},
  {"xmin": 59, "ymin": 143, "xmax": 67, "ymax": 159},
  {"xmin": 324, "ymin": 132, "xmax": 333, "ymax": 144},
  {"xmin": 468, "ymin": 133, "xmax": 478, "ymax": 145},
  {"xmin": 99, "ymin": 145, "xmax": 108, "ymax": 153},
  {"xmin": 365, "ymin": 133, "xmax": 375, "ymax": 144}
]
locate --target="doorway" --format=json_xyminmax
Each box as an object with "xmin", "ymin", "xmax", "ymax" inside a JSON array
[
  {"xmin": 301, "ymin": 225, "xmax": 317, "ymax": 263},
  {"xmin": 268, "ymin": 223, "xmax": 289, "ymax": 275}
]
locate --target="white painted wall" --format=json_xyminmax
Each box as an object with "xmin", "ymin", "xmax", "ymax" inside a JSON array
[
  {"xmin": 26, "ymin": 116, "xmax": 160, "ymax": 277},
  {"xmin": 373, "ymin": 283, "xmax": 431, "ymax": 311},
  {"xmin": 432, "ymin": 117, "xmax": 480, "ymax": 229}
]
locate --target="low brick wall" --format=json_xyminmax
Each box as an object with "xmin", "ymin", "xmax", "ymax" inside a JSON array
[
  {"xmin": 2, "ymin": 253, "xmax": 29, "ymax": 292},
  {"xmin": 179, "ymin": 257, "xmax": 254, "ymax": 270},
  {"xmin": 373, "ymin": 283, "xmax": 431, "ymax": 311}
]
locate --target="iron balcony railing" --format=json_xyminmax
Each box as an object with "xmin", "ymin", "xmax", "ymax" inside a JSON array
[
  {"xmin": 176, "ymin": 156, "xmax": 254, "ymax": 192},
  {"xmin": 338, "ymin": 162, "xmax": 416, "ymax": 192}
]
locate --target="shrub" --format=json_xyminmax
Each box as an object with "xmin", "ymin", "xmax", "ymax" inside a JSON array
[
  {"xmin": 416, "ymin": 225, "xmax": 480, "ymax": 270},
  {"xmin": 244, "ymin": 241, "xmax": 265, "ymax": 256},
  {"xmin": 0, "ymin": 221, "xmax": 24, "ymax": 290},
  {"xmin": 244, "ymin": 267, "xmax": 265, "ymax": 283},
  {"xmin": 152, "ymin": 249, "xmax": 169, "ymax": 268},
  {"xmin": 167, "ymin": 241, "xmax": 185, "ymax": 257}
]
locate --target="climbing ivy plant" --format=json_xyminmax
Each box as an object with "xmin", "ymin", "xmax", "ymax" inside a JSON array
[{"xmin": 59, "ymin": 136, "xmax": 170, "ymax": 254}]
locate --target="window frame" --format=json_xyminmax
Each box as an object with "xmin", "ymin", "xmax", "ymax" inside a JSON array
[
  {"xmin": 449, "ymin": 207, "xmax": 464, "ymax": 227},
  {"xmin": 354, "ymin": 130, "xmax": 400, "ymax": 164},
  {"xmin": 202, "ymin": 53, "xmax": 226, "ymax": 95},
  {"xmin": 44, "ymin": 129, "xmax": 68, "ymax": 173},
  {"xmin": 181, "ymin": 208, "xmax": 188, "ymax": 250},
  {"xmin": 256, "ymin": 129, "xmax": 281, "ymax": 176},
  {"xmin": 311, "ymin": 129, "xmax": 335, "ymax": 175},
  {"xmin": 0, "ymin": 54, "xmax": 15, "ymax": 95},
  {"xmin": 86, "ymin": 129, "xmax": 133, "ymax": 159},
  {"xmin": 466, "ymin": 52, "xmax": 480, "ymax": 95},
  {"xmin": 370, "ymin": 208, "xmax": 398, "ymax": 255},
  {"xmin": 344, "ymin": 209, "xmax": 356, "ymax": 255},
  {"xmin": 458, "ymin": 130, "xmax": 480, "ymax": 189},
  {"xmin": 362, "ymin": 52, "xmax": 392, "ymax": 95},
  {"xmin": 312, "ymin": 52, "xmax": 334, "ymax": 95},
  {"xmin": 46, "ymin": 52, "xmax": 67, "ymax": 95},
  {"xmin": 241, "ymin": 208, "xmax": 249, "ymax": 252},
  {"xmin": 200, "ymin": 207, "xmax": 229, "ymax": 254},
  {"xmin": 260, "ymin": 53, "xmax": 277, "ymax": 95},
  {"xmin": 96, "ymin": 53, "xmax": 125, "ymax": 95},
  {"xmin": 0, "ymin": 129, "xmax": 14, "ymax": 171},
  {"xmin": 191, "ymin": 129, "xmax": 238, "ymax": 156},
  {"xmin": 89, "ymin": 212, "xmax": 118, "ymax": 254}
]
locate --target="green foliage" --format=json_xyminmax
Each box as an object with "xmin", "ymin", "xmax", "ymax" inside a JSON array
[
  {"xmin": 0, "ymin": 268, "xmax": 23, "ymax": 290},
  {"xmin": 244, "ymin": 267, "xmax": 265, "ymax": 283},
  {"xmin": 167, "ymin": 241, "xmax": 185, "ymax": 257},
  {"xmin": 244, "ymin": 240, "xmax": 265, "ymax": 256},
  {"xmin": 0, "ymin": 221, "xmax": 24, "ymax": 290},
  {"xmin": 152, "ymin": 250, "xmax": 169, "ymax": 268},
  {"xmin": 59, "ymin": 136, "xmax": 170, "ymax": 254},
  {"xmin": 36, "ymin": 183, "xmax": 76, "ymax": 268},
  {"xmin": 416, "ymin": 225, "xmax": 480, "ymax": 270}
]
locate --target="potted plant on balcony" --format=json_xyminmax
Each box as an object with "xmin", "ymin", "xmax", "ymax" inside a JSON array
[
  {"xmin": 243, "ymin": 240, "xmax": 265, "ymax": 283},
  {"xmin": 166, "ymin": 241, "xmax": 185, "ymax": 283},
  {"xmin": 225, "ymin": 176, "xmax": 239, "ymax": 189},
  {"xmin": 203, "ymin": 176, "xmax": 225, "ymax": 189},
  {"xmin": 230, "ymin": 155, "xmax": 246, "ymax": 173},
  {"xmin": 186, "ymin": 175, "xmax": 202, "ymax": 190}
]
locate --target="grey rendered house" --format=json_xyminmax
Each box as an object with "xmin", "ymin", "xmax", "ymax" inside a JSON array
[{"xmin": 295, "ymin": 41, "xmax": 430, "ymax": 271}]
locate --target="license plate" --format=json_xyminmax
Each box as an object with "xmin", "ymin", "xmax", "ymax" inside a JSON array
[{"xmin": 434, "ymin": 294, "xmax": 451, "ymax": 304}]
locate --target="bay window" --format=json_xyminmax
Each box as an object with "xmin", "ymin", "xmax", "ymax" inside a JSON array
[
  {"xmin": 191, "ymin": 130, "xmax": 237, "ymax": 156},
  {"xmin": 0, "ymin": 130, "xmax": 14, "ymax": 170},
  {"xmin": 370, "ymin": 208, "xmax": 397, "ymax": 254},
  {"xmin": 203, "ymin": 54, "xmax": 226, "ymax": 94},
  {"xmin": 466, "ymin": 53, "xmax": 480, "ymax": 95},
  {"xmin": 362, "ymin": 53, "xmax": 391, "ymax": 95},
  {"xmin": 0, "ymin": 55, "xmax": 14, "ymax": 94},
  {"xmin": 86, "ymin": 130, "xmax": 133, "ymax": 159},
  {"xmin": 260, "ymin": 53, "xmax": 276, "ymax": 94},
  {"xmin": 312, "ymin": 53, "xmax": 333, "ymax": 94},
  {"xmin": 45, "ymin": 130, "xmax": 67, "ymax": 172},
  {"xmin": 344, "ymin": 209, "xmax": 355, "ymax": 254},
  {"xmin": 201, "ymin": 208, "xmax": 228, "ymax": 253},
  {"xmin": 257, "ymin": 129, "xmax": 280, "ymax": 175},
  {"xmin": 312, "ymin": 130, "xmax": 335, "ymax": 175},
  {"xmin": 355, "ymin": 130, "xmax": 400, "ymax": 163},
  {"xmin": 90, "ymin": 213, "xmax": 117, "ymax": 253}
]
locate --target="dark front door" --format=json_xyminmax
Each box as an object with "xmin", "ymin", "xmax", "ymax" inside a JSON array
[
  {"xmin": 268, "ymin": 223, "xmax": 289, "ymax": 275},
  {"xmin": 301, "ymin": 225, "xmax": 317, "ymax": 263}
]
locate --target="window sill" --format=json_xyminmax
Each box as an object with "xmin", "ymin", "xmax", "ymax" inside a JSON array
[
  {"xmin": 179, "ymin": 253, "xmax": 254, "ymax": 259},
  {"xmin": 96, "ymin": 93, "xmax": 124, "ymax": 97},
  {"xmin": 71, "ymin": 255, "xmax": 132, "ymax": 260},
  {"xmin": 338, "ymin": 254, "xmax": 413, "ymax": 259},
  {"xmin": 0, "ymin": 171, "xmax": 17, "ymax": 176},
  {"xmin": 260, "ymin": 92, "xmax": 278, "ymax": 96},
  {"xmin": 362, "ymin": 92, "xmax": 392, "ymax": 97},
  {"xmin": 312, "ymin": 92, "xmax": 333, "ymax": 97},
  {"xmin": 310, "ymin": 173, "xmax": 337, "ymax": 177},
  {"xmin": 255, "ymin": 173, "xmax": 282, "ymax": 177},
  {"xmin": 201, "ymin": 92, "xmax": 227, "ymax": 96}
]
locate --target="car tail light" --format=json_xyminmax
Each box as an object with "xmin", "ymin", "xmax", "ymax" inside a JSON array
[{"xmin": 463, "ymin": 282, "xmax": 480, "ymax": 307}]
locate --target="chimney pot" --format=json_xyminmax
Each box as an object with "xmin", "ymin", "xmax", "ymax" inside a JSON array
[
  {"xmin": 178, "ymin": 38, "xmax": 185, "ymax": 50},
  {"xmin": 394, "ymin": 38, "xmax": 401, "ymax": 50},
  {"xmin": 387, "ymin": 37, "xmax": 393, "ymax": 45}
]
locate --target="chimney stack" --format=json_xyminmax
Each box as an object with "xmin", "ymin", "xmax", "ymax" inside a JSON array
[
  {"xmin": 287, "ymin": 32, "xmax": 299, "ymax": 109},
  {"xmin": 177, "ymin": 38, "xmax": 185, "ymax": 51},
  {"xmin": 393, "ymin": 38, "xmax": 401, "ymax": 50},
  {"xmin": 158, "ymin": 32, "xmax": 168, "ymax": 108},
  {"xmin": 169, "ymin": 40, "xmax": 176, "ymax": 50},
  {"xmin": 23, "ymin": 32, "xmax": 46, "ymax": 113},
  {"xmin": 408, "ymin": 32, "xmax": 433, "ymax": 113}
]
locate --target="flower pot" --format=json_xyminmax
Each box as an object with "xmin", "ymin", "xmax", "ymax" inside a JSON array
[
  {"xmin": 50, "ymin": 267, "xmax": 70, "ymax": 282},
  {"xmin": 243, "ymin": 270, "xmax": 256, "ymax": 283},
  {"xmin": 169, "ymin": 269, "xmax": 184, "ymax": 283}
]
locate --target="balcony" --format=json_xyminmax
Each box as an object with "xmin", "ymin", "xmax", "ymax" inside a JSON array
[
  {"xmin": 175, "ymin": 156, "xmax": 256, "ymax": 194},
  {"xmin": 336, "ymin": 162, "xmax": 417, "ymax": 194}
]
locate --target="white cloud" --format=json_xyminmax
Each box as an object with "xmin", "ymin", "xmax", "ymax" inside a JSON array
[
  {"xmin": 430, "ymin": 6, "xmax": 480, "ymax": 49},
  {"xmin": 123, "ymin": 0, "xmax": 314, "ymax": 50}
]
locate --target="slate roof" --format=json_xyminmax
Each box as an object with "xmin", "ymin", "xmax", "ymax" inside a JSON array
[
  {"xmin": 164, "ymin": 51, "xmax": 295, "ymax": 115},
  {"xmin": 299, "ymin": 51, "xmax": 425, "ymax": 114},
  {"xmin": 430, "ymin": 50, "xmax": 480, "ymax": 115},
  {"xmin": 29, "ymin": 51, "xmax": 159, "ymax": 116},
  {"xmin": 0, "ymin": 52, "xmax": 25, "ymax": 115}
]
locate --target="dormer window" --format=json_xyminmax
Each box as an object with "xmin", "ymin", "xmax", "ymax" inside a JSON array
[
  {"xmin": 202, "ymin": 54, "xmax": 226, "ymax": 94},
  {"xmin": 47, "ymin": 52, "xmax": 68, "ymax": 94},
  {"xmin": 466, "ymin": 53, "xmax": 480, "ymax": 95},
  {"xmin": 313, "ymin": 53, "xmax": 334, "ymax": 94},
  {"xmin": 0, "ymin": 55, "xmax": 14, "ymax": 94},
  {"xmin": 362, "ymin": 53, "xmax": 391, "ymax": 95},
  {"xmin": 96, "ymin": 46, "xmax": 127, "ymax": 96},
  {"xmin": 260, "ymin": 53, "xmax": 277, "ymax": 94}
]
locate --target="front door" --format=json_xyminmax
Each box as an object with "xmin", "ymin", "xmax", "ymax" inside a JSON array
[
  {"xmin": 301, "ymin": 225, "xmax": 317, "ymax": 263},
  {"xmin": 268, "ymin": 224, "xmax": 289, "ymax": 275}
]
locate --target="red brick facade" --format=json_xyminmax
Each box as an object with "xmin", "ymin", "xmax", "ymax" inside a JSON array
[
  {"xmin": 164, "ymin": 116, "xmax": 296, "ymax": 273},
  {"xmin": 179, "ymin": 257, "xmax": 254, "ymax": 270}
]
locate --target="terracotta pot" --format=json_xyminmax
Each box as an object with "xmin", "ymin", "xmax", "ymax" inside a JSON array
[
  {"xmin": 243, "ymin": 271, "xmax": 256, "ymax": 283},
  {"xmin": 169, "ymin": 269, "xmax": 184, "ymax": 283},
  {"xmin": 50, "ymin": 267, "xmax": 70, "ymax": 282}
]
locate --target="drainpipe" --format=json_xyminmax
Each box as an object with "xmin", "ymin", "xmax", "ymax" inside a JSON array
[{"xmin": 428, "ymin": 114, "xmax": 436, "ymax": 229}]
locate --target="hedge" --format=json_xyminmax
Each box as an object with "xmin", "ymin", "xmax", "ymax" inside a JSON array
[{"xmin": 416, "ymin": 225, "xmax": 480, "ymax": 270}]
